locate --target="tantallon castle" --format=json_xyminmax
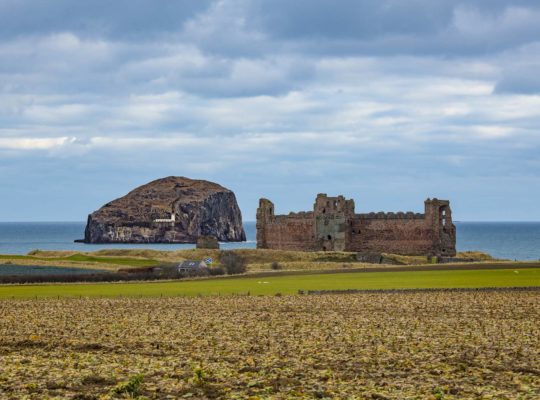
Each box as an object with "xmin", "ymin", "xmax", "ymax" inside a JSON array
[{"xmin": 256, "ymin": 194, "xmax": 456, "ymax": 257}]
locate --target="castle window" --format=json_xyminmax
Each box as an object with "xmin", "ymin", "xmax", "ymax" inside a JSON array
[
  {"xmin": 327, "ymin": 235, "xmax": 332, "ymax": 240},
  {"xmin": 440, "ymin": 207, "xmax": 448, "ymax": 227}
]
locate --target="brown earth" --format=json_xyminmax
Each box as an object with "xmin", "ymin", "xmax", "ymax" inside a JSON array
[{"xmin": 0, "ymin": 292, "xmax": 538, "ymax": 399}]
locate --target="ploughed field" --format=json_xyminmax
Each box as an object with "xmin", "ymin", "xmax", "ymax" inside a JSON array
[{"xmin": 0, "ymin": 291, "xmax": 538, "ymax": 399}]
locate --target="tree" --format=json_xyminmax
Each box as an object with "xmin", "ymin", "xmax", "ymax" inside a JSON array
[{"xmin": 219, "ymin": 251, "xmax": 247, "ymax": 275}]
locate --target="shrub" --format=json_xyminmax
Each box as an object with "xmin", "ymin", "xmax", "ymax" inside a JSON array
[
  {"xmin": 191, "ymin": 364, "xmax": 207, "ymax": 386},
  {"xmin": 219, "ymin": 251, "xmax": 247, "ymax": 275},
  {"xmin": 111, "ymin": 374, "xmax": 144, "ymax": 396},
  {"xmin": 208, "ymin": 266, "xmax": 226, "ymax": 276},
  {"xmin": 271, "ymin": 262, "xmax": 282, "ymax": 270}
]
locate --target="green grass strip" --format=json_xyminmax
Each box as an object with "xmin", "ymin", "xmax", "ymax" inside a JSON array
[
  {"xmin": 0, "ymin": 268, "xmax": 538, "ymax": 299},
  {"xmin": 0, "ymin": 254, "xmax": 159, "ymax": 267}
]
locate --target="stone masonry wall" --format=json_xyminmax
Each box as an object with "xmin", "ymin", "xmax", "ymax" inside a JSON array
[
  {"xmin": 258, "ymin": 215, "xmax": 315, "ymax": 251},
  {"xmin": 256, "ymin": 196, "xmax": 456, "ymax": 256},
  {"xmin": 350, "ymin": 217, "xmax": 434, "ymax": 255}
]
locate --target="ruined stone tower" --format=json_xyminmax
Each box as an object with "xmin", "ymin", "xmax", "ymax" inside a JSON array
[
  {"xmin": 256, "ymin": 195, "xmax": 457, "ymax": 256},
  {"xmin": 313, "ymin": 194, "xmax": 355, "ymax": 251}
]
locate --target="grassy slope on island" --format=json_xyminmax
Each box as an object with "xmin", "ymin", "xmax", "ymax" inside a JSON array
[{"xmin": 0, "ymin": 267, "xmax": 538, "ymax": 299}]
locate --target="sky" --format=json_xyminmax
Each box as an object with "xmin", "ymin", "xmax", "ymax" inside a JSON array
[{"xmin": 1, "ymin": 0, "xmax": 540, "ymax": 222}]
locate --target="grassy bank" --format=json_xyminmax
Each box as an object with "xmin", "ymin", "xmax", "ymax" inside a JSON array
[
  {"xmin": 0, "ymin": 253, "xmax": 159, "ymax": 270},
  {"xmin": 0, "ymin": 248, "xmax": 501, "ymax": 272},
  {"xmin": 0, "ymin": 267, "xmax": 538, "ymax": 299}
]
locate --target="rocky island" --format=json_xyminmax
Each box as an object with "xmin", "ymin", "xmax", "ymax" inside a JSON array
[{"xmin": 82, "ymin": 176, "xmax": 246, "ymax": 244}]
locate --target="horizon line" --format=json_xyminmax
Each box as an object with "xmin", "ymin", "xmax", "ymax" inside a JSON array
[{"xmin": 1, "ymin": 220, "xmax": 540, "ymax": 224}]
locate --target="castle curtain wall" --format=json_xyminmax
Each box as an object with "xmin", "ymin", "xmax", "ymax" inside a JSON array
[
  {"xmin": 349, "ymin": 216, "xmax": 435, "ymax": 255},
  {"xmin": 256, "ymin": 196, "xmax": 456, "ymax": 256},
  {"xmin": 259, "ymin": 214, "xmax": 315, "ymax": 251}
]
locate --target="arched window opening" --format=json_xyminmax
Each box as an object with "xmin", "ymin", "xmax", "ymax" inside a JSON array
[{"xmin": 440, "ymin": 206, "xmax": 449, "ymax": 228}]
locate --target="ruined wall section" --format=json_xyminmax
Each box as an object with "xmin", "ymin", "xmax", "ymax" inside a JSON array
[
  {"xmin": 256, "ymin": 199, "xmax": 316, "ymax": 251},
  {"xmin": 348, "ymin": 199, "xmax": 456, "ymax": 256},
  {"xmin": 314, "ymin": 194, "xmax": 355, "ymax": 251},
  {"xmin": 257, "ymin": 196, "xmax": 456, "ymax": 256},
  {"xmin": 349, "ymin": 213, "xmax": 434, "ymax": 255},
  {"xmin": 424, "ymin": 198, "xmax": 456, "ymax": 256}
]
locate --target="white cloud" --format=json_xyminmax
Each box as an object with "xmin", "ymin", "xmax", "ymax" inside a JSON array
[
  {"xmin": 87, "ymin": 136, "xmax": 209, "ymax": 149},
  {"xmin": 0, "ymin": 137, "xmax": 76, "ymax": 150},
  {"xmin": 1, "ymin": 1, "xmax": 540, "ymax": 220}
]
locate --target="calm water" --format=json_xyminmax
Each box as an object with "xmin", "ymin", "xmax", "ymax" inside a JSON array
[{"xmin": 0, "ymin": 221, "xmax": 539, "ymax": 260}]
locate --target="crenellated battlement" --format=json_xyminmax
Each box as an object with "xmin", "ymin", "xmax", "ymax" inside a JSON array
[
  {"xmin": 256, "ymin": 194, "xmax": 456, "ymax": 256},
  {"xmin": 358, "ymin": 212, "xmax": 425, "ymax": 220}
]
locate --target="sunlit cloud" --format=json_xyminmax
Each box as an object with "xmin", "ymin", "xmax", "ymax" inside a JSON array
[{"xmin": 0, "ymin": 137, "xmax": 76, "ymax": 150}]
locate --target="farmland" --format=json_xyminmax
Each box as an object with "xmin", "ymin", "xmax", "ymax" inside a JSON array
[
  {"xmin": 0, "ymin": 267, "xmax": 538, "ymax": 299},
  {"xmin": 0, "ymin": 291, "xmax": 538, "ymax": 399}
]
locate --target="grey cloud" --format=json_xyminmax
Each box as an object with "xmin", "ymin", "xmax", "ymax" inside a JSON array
[
  {"xmin": 495, "ymin": 63, "xmax": 540, "ymax": 94},
  {"xmin": 492, "ymin": 42, "xmax": 540, "ymax": 94},
  {"xmin": 2, "ymin": 0, "xmax": 540, "ymax": 59},
  {"xmin": 2, "ymin": 1, "xmax": 540, "ymax": 221},
  {"xmin": 251, "ymin": 0, "xmax": 454, "ymax": 39},
  {"xmin": 0, "ymin": 0, "xmax": 213, "ymax": 39},
  {"xmin": 168, "ymin": 0, "xmax": 540, "ymax": 58}
]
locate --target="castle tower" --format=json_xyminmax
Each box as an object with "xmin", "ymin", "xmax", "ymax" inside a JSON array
[
  {"xmin": 424, "ymin": 198, "xmax": 456, "ymax": 256},
  {"xmin": 256, "ymin": 198, "xmax": 274, "ymax": 249},
  {"xmin": 313, "ymin": 194, "xmax": 355, "ymax": 251}
]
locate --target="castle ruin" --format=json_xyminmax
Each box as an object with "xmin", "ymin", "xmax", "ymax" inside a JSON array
[{"xmin": 256, "ymin": 194, "xmax": 456, "ymax": 256}]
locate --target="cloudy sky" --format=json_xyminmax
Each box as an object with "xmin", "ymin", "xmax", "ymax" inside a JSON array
[{"xmin": 1, "ymin": 0, "xmax": 539, "ymax": 222}]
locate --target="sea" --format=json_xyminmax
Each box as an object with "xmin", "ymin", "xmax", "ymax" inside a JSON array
[{"xmin": 0, "ymin": 221, "xmax": 539, "ymax": 261}]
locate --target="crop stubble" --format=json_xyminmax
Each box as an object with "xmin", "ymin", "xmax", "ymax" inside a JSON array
[{"xmin": 0, "ymin": 291, "xmax": 538, "ymax": 399}]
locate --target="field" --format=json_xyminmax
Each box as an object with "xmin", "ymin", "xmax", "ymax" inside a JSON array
[
  {"xmin": 0, "ymin": 252, "xmax": 160, "ymax": 270},
  {"xmin": 0, "ymin": 267, "xmax": 538, "ymax": 299},
  {"xmin": 0, "ymin": 248, "xmax": 502, "ymax": 272},
  {"xmin": 0, "ymin": 291, "xmax": 538, "ymax": 399}
]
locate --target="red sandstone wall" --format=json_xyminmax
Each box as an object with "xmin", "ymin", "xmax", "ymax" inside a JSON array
[
  {"xmin": 349, "ymin": 217, "xmax": 436, "ymax": 255},
  {"xmin": 262, "ymin": 216, "xmax": 315, "ymax": 251}
]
